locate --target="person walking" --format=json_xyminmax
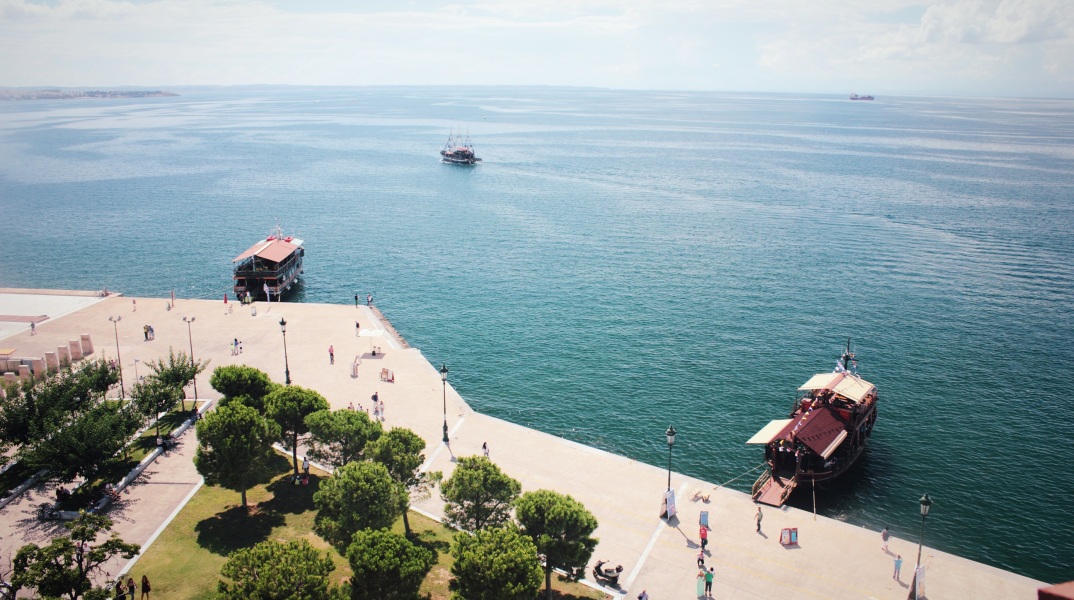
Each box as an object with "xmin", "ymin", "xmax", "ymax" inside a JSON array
[
  {"xmin": 329, "ymin": 345, "xmax": 335, "ymax": 364},
  {"xmin": 302, "ymin": 456, "xmax": 310, "ymax": 476},
  {"xmin": 140, "ymin": 575, "xmax": 151, "ymax": 599},
  {"xmin": 355, "ymin": 321, "xmax": 360, "ymax": 336},
  {"xmin": 367, "ymin": 293, "xmax": 372, "ymax": 306},
  {"xmin": 699, "ymin": 524, "xmax": 708, "ymax": 551},
  {"xmin": 704, "ymin": 567, "xmax": 714, "ymax": 597},
  {"xmin": 755, "ymin": 506, "xmax": 763, "ymax": 533},
  {"xmin": 697, "ymin": 549, "xmax": 705, "ymax": 568},
  {"xmin": 355, "ymin": 293, "xmax": 359, "ymax": 308},
  {"xmin": 372, "ymin": 391, "xmax": 379, "ymax": 404},
  {"xmin": 637, "ymin": 590, "xmax": 649, "ymax": 600},
  {"xmin": 482, "ymin": 442, "xmax": 489, "ymax": 458},
  {"xmin": 127, "ymin": 577, "xmax": 136, "ymax": 599},
  {"xmin": 132, "ymin": 298, "xmax": 137, "ymax": 312},
  {"xmin": 30, "ymin": 321, "xmax": 36, "ymax": 335},
  {"xmin": 881, "ymin": 526, "xmax": 890, "ymax": 552},
  {"xmin": 696, "ymin": 567, "xmax": 706, "ymax": 597},
  {"xmin": 894, "ymin": 554, "xmax": 903, "ymax": 580}
]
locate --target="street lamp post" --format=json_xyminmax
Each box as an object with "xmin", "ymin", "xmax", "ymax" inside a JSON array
[
  {"xmin": 909, "ymin": 493, "xmax": 933, "ymax": 600},
  {"xmin": 279, "ymin": 318, "xmax": 291, "ymax": 385},
  {"xmin": 133, "ymin": 358, "xmax": 140, "ymax": 383},
  {"xmin": 182, "ymin": 317, "xmax": 199, "ymax": 412},
  {"xmin": 439, "ymin": 364, "xmax": 449, "ymax": 443},
  {"xmin": 108, "ymin": 316, "xmax": 125, "ymax": 399},
  {"xmin": 665, "ymin": 425, "xmax": 677, "ymax": 491}
]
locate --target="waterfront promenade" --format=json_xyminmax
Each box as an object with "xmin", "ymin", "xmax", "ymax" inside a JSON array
[{"xmin": 0, "ymin": 290, "xmax": 1046, "ymax": 598}]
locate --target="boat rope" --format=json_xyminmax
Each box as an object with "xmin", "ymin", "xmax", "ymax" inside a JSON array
[{"xmin": 717, "ymin": 463, "xmax": 767, "ymax": 488}]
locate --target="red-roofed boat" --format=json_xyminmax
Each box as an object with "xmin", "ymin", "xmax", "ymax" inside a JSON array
[
  {"xmin": 747, "ymin": 340, "xmax": 878, "ymax": 507},
  {"xmin": 440, "ymin": 131, "xmax": 481, "ymax": 165},
  {"xmin": 232, "ymin": 222, "xmax": 304, "ymax": 301}
]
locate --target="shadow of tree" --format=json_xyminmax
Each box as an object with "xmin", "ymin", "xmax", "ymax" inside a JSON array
[
  {"xmin": 262, "ymin": 474, "xmax": 320, "ymax": 515},
  {"xmin": 194, "ymin": 504, "xmax": 285, "ymax": 556},
  {"xmin": 411, "ymin": 528, "xmax": 450, "ymax": 563}
]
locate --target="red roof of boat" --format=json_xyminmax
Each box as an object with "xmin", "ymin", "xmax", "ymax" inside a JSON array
[
  {"xmin": 232, "ymin": 238, "xmax": 300, "ymax": 264},
  {"xmin": 775, "ymin": 406, "xmax": 848, "ymax": 456}
]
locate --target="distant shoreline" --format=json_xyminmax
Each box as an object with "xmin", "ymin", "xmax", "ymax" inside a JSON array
[{"xmin": 0, "ymin": 89, "xmax": 178, "ymax": 101}]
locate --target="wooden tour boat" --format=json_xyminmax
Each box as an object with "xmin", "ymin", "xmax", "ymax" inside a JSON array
[
  {"xmin": 747, "ymin": 340, "xmax": 878, "ymax": 507},
  {"xmin": 232, "ymin": 222, "xmax": 304, "ymax": 302}
]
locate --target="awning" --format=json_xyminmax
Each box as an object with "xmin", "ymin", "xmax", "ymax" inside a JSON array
[
  {"xmin": 831, "ymin": 374, "xmax": 876, "ymax": 402},
  {"xmin": 746, "ymin": 419, "xmax": 793, "ymax": 445},
  {"xmin": 819, "ymin": 430, "xmax": 848, "ymax": 459},
  {"xmin": 798, "ymin": 372, "xmax": 845, "ymax": 392},
  {"xmin": 232, "ymin": 240, "xmax": 273, "ymax": 263},
  {"xmin": 254, "ymin": 240, "xmax": 300, "ymax": 264},
  {"xmin": 791, "ymin": 406, "xmax": 849, "ymax": 456}
]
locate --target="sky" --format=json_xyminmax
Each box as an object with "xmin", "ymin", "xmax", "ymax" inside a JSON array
[{"xmin": 1, "ymin": 0, "xmax": 1072, "ymax": 97}]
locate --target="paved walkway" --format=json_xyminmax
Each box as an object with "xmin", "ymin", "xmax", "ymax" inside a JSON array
[{"xmin": 0, "ymin": 293, "xmax": 1047, "ymax": 598}]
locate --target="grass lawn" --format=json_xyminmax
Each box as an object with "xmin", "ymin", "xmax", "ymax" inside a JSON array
[{"xmin": 132, "ymin": 454, "xmax": 609, "ymax": 599}]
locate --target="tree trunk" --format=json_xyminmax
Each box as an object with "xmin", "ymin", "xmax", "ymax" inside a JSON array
[
  {"xmin": 292, "ymin": 433, "xmax": 299, "ymax": 477},
  {"xmin": 241, "ymin": 488, "xmax": 248, "ymax": 509},
  {"xmin": 402, "ymin": 504, "xmax": 412, "ymax": 537},
  {"xmin": 545, "ymin": 564, "xmax": 553, "ymax": 600}
]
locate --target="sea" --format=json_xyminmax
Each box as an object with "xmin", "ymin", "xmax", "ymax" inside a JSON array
[{"xmin": 1, "ymin": 87, "xmax": 1072, "ymax": 584}]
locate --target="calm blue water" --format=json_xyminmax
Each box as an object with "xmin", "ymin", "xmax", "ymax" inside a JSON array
[{"xmin": 2, "ymin": 87, "xmax": 1072, "ymax": 583}]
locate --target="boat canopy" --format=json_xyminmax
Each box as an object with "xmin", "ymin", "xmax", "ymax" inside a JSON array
[
  {"xmin": 774, "ymin": 406, "xmax": 848, "ymax": 457},
  {"xmin": 746, "ymin": 419, "xmax": 793, "ymax": 445},
  {"xmin": 798, "ymin": 371, "xmax": 875, "ymax": 403},
  {"xmin": 232, "ymin": 238, "xmax": 303, "ymax": 264}
]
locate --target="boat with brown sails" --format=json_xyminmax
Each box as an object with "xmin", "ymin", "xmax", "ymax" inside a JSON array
[{"xmin": 747, "ymin": 340, "xmax": 878, "ymax": 507}]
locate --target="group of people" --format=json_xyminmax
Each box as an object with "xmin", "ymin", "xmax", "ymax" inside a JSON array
[
  {"xmin": 113, "ymin": 575, "xmax": 150, "ymax": 599},
  {"xmin": 142, "ymin": 325, "xmax": 155, "ymax": 341}
]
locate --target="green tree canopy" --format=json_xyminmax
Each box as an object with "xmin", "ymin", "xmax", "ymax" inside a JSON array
[
  {"xmin": 265, "ymin": 385, "xmax": 330, "ymax": 477},
  {"xmin": 366, "ymin": 427, "xmax": 441, "ymax": 537},
  {"xmin": 516, "ymin": 490, "xmax": 599, "ymax": 599},
  {"xmin": 218, "ymin": 539, "xmax": 341, "ymax": 600},
  {"xmin": 22, "ymin": 402, "xmax": 142, "ymax": 484},
  {"xmin": 146, "ymin": 348, "xmax": 208, "ymax": 412},
  {"xmin": 0, "ymin": 358, "xmax": 116, "ymax": 453},
  {"xmin": 209, "ymin": 365, "xmax": 278, "ymax": 413},
  {"xmin": 314, "ymin": 461, "xmax": 401, "ymax": 552},
  {"xmin": 194, "ymin": 402, "xmax": 280, "ymax": 509},
  {"xmin": 130, "ymin": 376, "xmax": 181, "ymax": 436},
  {"xmin": 440, "ymin": 456, "xmax": 520, "ymax": 531},
  {"xmin": 12, "ymin": 512, "xmax": 139, "ymax": 600},
  {"xmin": 450, "ymin": 525, "xmax": 542, "ymax": 600},
  {"xmin": 345, "ymin": 529, "xmax": 433, "ymax": 600},
  {"xmin": 304, "ymin": 408, "xmax": 382, "ymax": 469}
]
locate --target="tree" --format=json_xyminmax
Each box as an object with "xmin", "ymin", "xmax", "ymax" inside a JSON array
[
  {"xmin": 209, "ymin": 365, "xmax": 278, "ymax": 413},
  {"xmin": 516, "ymin": 490, "xmax": 599, "ymax": 600},
  {"xmin": 304, "ymin": 408, "xmax": 382, "ymax": 469},
  {"xmin": 194, "ymin": 403, "xmax": 280, "ymax": 509},
  {"xmin": 313, "ymin": 461, "xmax": 400, "ymax": 552},
  {"xmin": 366, "ymin": 427, "xmax": 441, "ymax": 537},
  {"xmin": 218, "ymin": 539, "xmax": 341, "ymax": 600},
  {"xmin": 22, "ymin": 402, "xmax": 142, "ymax": 484},
  {"xmin": 11, "ymin": 512, "xmax": 139, "ymax": 600},
  {"xmin": 146, "ymin": 348, "xmax": 208, "ymax": 412},
  {"xmin": 130, "ymin": 377, "xmax": 180, "ymax": 436},
  {"xmin": 265, "ymin": 385, "xmax": 330, "ymax": 477},
  {"xmin": 440, "ymin": 456, "xmax": 520, "ymax": 531},
  {"xmin": 450, "ymin": 525, "xmax": 542, "ymax": 600},
  {"xmin": 345, "ymin": 529, "xmax": 433, "ymax": 600},
  {"xmin": 0, "ymin": 358, "xmax": 115, "ymax": 453}
]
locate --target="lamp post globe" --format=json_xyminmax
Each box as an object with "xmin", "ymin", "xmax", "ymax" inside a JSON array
[
  {"xmin": 665, "ymin": 425, "xmax": 677, "ymax": 492},
  {"xmin": 279, "ymin": 318, "xmax": 291, "ymax": 385},
  {"xmin": 440, "ymin": 364, "xmax": 449, "ymax": 444}
]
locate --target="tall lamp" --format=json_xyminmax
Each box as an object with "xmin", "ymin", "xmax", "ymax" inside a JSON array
[
  {"xmin": 182, "ymin": 316, "xmax": 198, "ymax": 411},
  {"xmin": 909, "ymin": 493, "xmax": 933, "ymax": 600},
  {"xmin": 440, "ymin": 364, "xmax": 449, "ymax": 443},
  {"xmin": 108, "ymin": 316, "xmax": 125, "ymax": 399},
  {"xmin": 665, "ymin": 425, "xmax": 677, "ymax": 491},
  {"xmin": 279, "ymin": 318, "xmax": 291, "ymax": 385}
]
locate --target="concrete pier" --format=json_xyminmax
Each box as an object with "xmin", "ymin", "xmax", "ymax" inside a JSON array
[{"xmin": 0, "ymin": 290, "xmax": 1048, "ymax": 599}]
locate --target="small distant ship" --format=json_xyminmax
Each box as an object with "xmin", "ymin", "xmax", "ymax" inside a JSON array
[
  {"xmin": 440, "ymin": 131, "xmax": 481, "ymax": 164},
  {"xmin": 747, "ymin": 340, "xmax": 878, "ymax": 507},
  {"xmin": 232, "ymin": 222, "xmax": 304, "ymax": 302},
  {"xmin": 850, "ymin": 94, "xmax": 875, "ymax": 101}
]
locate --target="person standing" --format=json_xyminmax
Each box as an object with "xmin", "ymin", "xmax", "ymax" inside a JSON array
[
  {"xmin": 755, "ymin": 506, "xmax": 763, "ymax": 533},
  {"xmin": 894, "ymin": 554, "xmax": 903, "ymax": 580},
  {"xmin": 697, "ymin": 549, "xmax": 705, "ymax": 568},
  {"xmin": 704, "ymin": 567, "xmax": 714, "ymax": 597},
  {"xmin": 30, "ymin": 321, "xmax": 36, "ymax": 335},
  {"xmin": 132, "ymin": 298, "xmax": 137, "ymax": 312},
  {"xmin": 367, "ymin": 293, "xmax": 372, "ymax": 306},
  {"xmin": 482, "ymin": 442, "xmax": 489, "ymax": 457},
  {"xmin": 355, "ymin": 293, "xmax": 359, "ymax": 307},
  {"xmin": 372, "ymin": 391, "xmax": 379, "ymax": 404},
  {"xmin": 127, "ymin": 577, "xmax": 136, "ymax": 599},
  {"xmin": 140, "ymin": 575, "xmax": 151, "ymax": 599},
  {"xmin": 143, "ymin": 325, "xmax": 149, "ymax": 341},
  {"xmin": 355, "ymin": 321, "xmax": 360, "ymax": 337},
  {"xmin": 302, "ymin": 456, "xmax": 310, "ymax": 476},
  {"xmin": 637, "ymin": 590, "xmax": 649, "ymax": 600},
  {"xmin": 881, "ymin": 526, "xmax": 890, "ymax": 552},
  {"xmin": 329, "ymin": 345, "xmax": 335, "ymax": 364},
  {"xmin": 696, "ymin": 568, "xmax": 706, "ymax": 597},
  {"xmin": 699, "ymin": 524, "xmax": 708, "ymax": 551}
]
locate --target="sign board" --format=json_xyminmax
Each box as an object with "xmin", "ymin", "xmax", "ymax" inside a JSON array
[
  {"xmin": 780, "ymin": 527, "xmax": 798, "ymax": 546},
  {"xmin": 700, "ymin": 510, "xmax": 710, "ymax": 529},
  {"xmin": 660, "ymin": 489, "xmax": 677, "ymax": 519}
]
